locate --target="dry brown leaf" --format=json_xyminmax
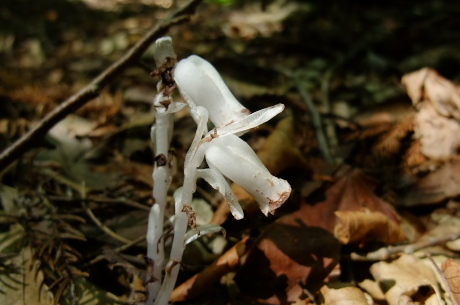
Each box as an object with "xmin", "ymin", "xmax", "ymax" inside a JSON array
[
  {"xmin": 222, "ymin": 1, "xmax": 299, "ymax": 40},
  {"xmin": 402, "ymin": 68, "xmax": 460, "ymax": 160},
  {"xmin": 372, "ymin": 119, "xmax": 414, "ymax": 161},
  {"xmin": 400, "ymin": 160, "xmax": 460, "ymax": 206},
  {"xmin": 235, "ymin": 224, "xmax": 340, "ymax": 304},
  {"xmin": 416, "ymin": 213, "xmax": 460, "ymax": 251},
  {"xmin": 352, "ymin": 98, "xmax": 415, "ymax": 127},
  {"xmin": 367, "ymin": 254, "xmax": 442, "ymax": 305},
  {"xmin": 403, "ymin": 139, "xmax": 429, "ymax": 172},
  {"xmin": 284, "ymin": 166, "xmax": 400, "ymax": 233},
  {"xmin": 403, "ymin": 68, "xmax": 460, "ymax": 119},
  {"xmin": 319, "ymin": 284, "xmax": 370, "ymax": 305},
  {"xmin": 0, "ymin": 247, "xmax": 55, "ymax": 305},
  {"xmin": 359, "ymin": 279, "xmax": 385, "ymax": 301},
  {"xmin": 170, "ymin": 236, "xmax": 251, "ymax": 302},
  {"xmin": 442, "ymin": 259, "xmax": 460, "ymax": 305},
  {"xmin": 78, "ymin": 91, "xmax": 122, "ymax": 125},
  {"xmin": 334, "ymin": 210, "xmax": 406, "ymax": 245}
]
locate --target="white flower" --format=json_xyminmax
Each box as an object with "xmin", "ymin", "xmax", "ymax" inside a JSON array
[
  {"xmin": 205, "ymin": 134, "xmax": 291, "ymax": 216},
  {"xmin": 172, "ymin": 53, "xmax": 291, "ymax": 218},
  {"xmin": 173, "ymin": 55, "xmax": 250, "ymax": 127}
]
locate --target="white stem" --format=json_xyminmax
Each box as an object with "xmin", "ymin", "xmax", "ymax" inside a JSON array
[
  {"xmin": 146, "ymin": 36, "xmax": 177, "ymax": 305},
  {"xmin": 154, "ymin": 166, "xmax": 197, "ymax": 305},
  {"xmin": 146, "ymin": 112, "xmax": 173, "ymax": 305},
  {"xmin": 154, "ymin": 107, "xmax": 209, "ymax": 305}
]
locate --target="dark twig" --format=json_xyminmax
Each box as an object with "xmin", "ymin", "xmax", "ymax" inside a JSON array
[
  {"xmin": 291, "ymin": 71, "xmax": 334, "ymax": 164},
  {"xmin": 87, "ymin": 235, "xmax": 146, "ymax": 266},
  {"xmin": 0, "ymin": 0, "xmax": 204, "ymax": 171},
  {"xmin": 82, "ymin": 201, "xmax": 131, "ymax": 244},
  {"xmin": 48, "ymin": 195, "xmax": 151, "ymax": 211},
  {"xmin": 349, "ymin": 231, "xmax": 460, "ymax": 261}
]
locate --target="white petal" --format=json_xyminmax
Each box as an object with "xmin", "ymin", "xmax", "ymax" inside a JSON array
[
  {"xmin": 185, "ymin": 224, "xmax": 226, "ymax": 245},
  {"xmin": 197, "ymin": 168, "xmax": 244, "ymax": 220},
  {"xmin": 208, "ymin": 104, "xmax": 285, "ymax": 138}
]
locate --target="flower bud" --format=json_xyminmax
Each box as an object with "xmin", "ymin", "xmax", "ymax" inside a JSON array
[
  {"xmin": 174, "ymin": 55, "xmax": 250, "ymax": 127},
  {"xmin": 153, "ymin": 36, "xmax": 177, "ymax": 68}
]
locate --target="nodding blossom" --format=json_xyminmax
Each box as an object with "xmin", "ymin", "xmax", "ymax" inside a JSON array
[
  {"xmin": 172, "ymin": 54, "xmax": 291, "ymax": 218},
  {"xmin": 205, "ymin": 134, "xmax": 291, "ymax": 216},
  {"xmin": 148, "ymin": 36, "xmax": 292, "ymax": 305}
]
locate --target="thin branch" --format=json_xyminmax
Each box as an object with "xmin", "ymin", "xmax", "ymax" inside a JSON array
[
  {"xmin": 48, "ymin": 195, "xmax": 151, "ymax": 211},
  {"xmin": 82, "ymin": 201, "xmax": 131, "ymax": 244},
  {"xmin": 349, "ymin": 231, "xmax": 460, "ymax": 261},
  {"xmin": 0, "ymin": 0, "xmax": 204, "ymax": 172},
  {"xmin": 291, "ymin": 71, "xmax": 334, "ymax": 164},
  {"xmin": 319, "ymin": 37, "xmax": 368, "ymax": 160},
  {"xmin": 87, "ymin": 235, "xmax": 146, "ymax": 266}
]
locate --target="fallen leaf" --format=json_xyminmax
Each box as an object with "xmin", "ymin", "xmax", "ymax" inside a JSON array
[
  {"xmin": 402, "ymin": 68, "xmax": 460, "ymax": 119},
  {"xmin": 400, "ymin": 160, "xmax": 460, "ymax": 206},
  {"xmin": 359, "ymin": 279, "xmax": 385, "ymax": 301},
  {"xmin": 417, "ymin": 213, "xmax": 460, "ymax": 251},
  {"xmin": 442, "ymin": 259, "xmax": 460, "ymax": 305},
  {"xmin": 222, "ymin": 0, "xmax": 300, "ymax": 40},
  {"xmin": 170, "ymin": 236, "xmax": 251, "ymax": 302},
  {"xmin": 319, "ymin": 284, "xmax": 370, "ymax": 305},
  {"xmin": 235, "ymin": 224, "xmax": 340, "ymax": 304},
  {"xmin": 367, "ymin": 254, "xmax": 443, "ymax": 305},
  {"xmin": 372, "ymin": 119, "xmax": 414, "ymax": 161},
  {"xmin": 0, "ymin": 247, "xmax": 55, "ymax": 305},
  {"xmin": 352, "ymin": 98, "xmax": 415, "ymax": 127},
  {"xmin": 334, "ymin": 210, "xmax": 406, "ymax": 245},
  {"xmin": 402, "ymin": 68, "xmax": 460, "ymax": 160},
  {"xmin": 285, "ymin": 166, "xmax": 400, "ymax": 232}
]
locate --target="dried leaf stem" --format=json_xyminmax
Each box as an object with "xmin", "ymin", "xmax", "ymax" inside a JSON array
[
  {"xmin": 48, "ymin": 196, "xmax": 151, "ymax": 211},
  {"xmin": 349, "ymin": 231, "xmax": 460, "ymax": 261},
  {"xmin": 0, "ymin": 0, "xmax": 203, "ymax": 172},
  {"xmin": 426, "ymin": 254, "xmax": 459, "ymax": 305},
  {"xmin": 82, "ymin": 201, "xmax": 131, "ymax": 244},
  {"xmin": 291, "ymin": 71, "xmax": 334, "ymax": 164},
  {"xmin": 87, "ymin": 235, "xmax": 146, "ymax": 265}
]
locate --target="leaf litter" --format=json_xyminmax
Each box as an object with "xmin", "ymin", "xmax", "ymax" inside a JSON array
[{"xmin": 1, "ymin": 1, "xmax": 460, "ymax": 305}]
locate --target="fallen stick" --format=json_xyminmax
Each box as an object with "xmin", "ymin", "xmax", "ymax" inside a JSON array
[
  {"xmin": 349, "ymin": 231, "xmax": 460, "ymax": 261},
  {"xmin": 0, "ymin": 0, "xmax": 203, "ymax": 171}
]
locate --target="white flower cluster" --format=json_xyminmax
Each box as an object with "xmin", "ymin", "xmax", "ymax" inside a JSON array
[
  {"xmin": 173, "ymin": 54, "xmax": 291, "ymax": 217},
  {"xmin": 148, "ymin": 36, "xmax": 291, "ymax": 305}
]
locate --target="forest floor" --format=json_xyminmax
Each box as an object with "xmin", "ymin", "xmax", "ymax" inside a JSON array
[{"xmin": 1, "ymin": 0, "xmax": 460, "ymax": 304}]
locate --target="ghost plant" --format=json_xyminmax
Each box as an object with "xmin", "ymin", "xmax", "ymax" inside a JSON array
[{"xmin": 147, "ymin": 37, "xmax": 291, "ymax": 305}]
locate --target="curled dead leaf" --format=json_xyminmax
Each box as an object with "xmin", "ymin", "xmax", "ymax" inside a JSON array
[
  {"xmin": 319, "ymin": 284, "xmax": 370, "ymax": 305},
  {"xmin": 367, "ymin": 254, "xmax": 442, "ymax": 305},
  {"xmin": 402, "ymin": 68, "xmax": 460, "ymax": 160},
  {"xmin": 400, "ymin": 160, "xmax": 460, "ymax": 206},
  {"xmin": 334, "ymin": 210, "xmax": 406, "ymax": 245},
  {"xmin": 441, "ymin": 259, "xmax": 460, "ymax": 305},
  {"xmin": 235, "ymin": 224, "xmax": 340, "ymax": 304},
  {"xmin": 285, "ymin": 167, "xmax": 401, "ymax": 233}
]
